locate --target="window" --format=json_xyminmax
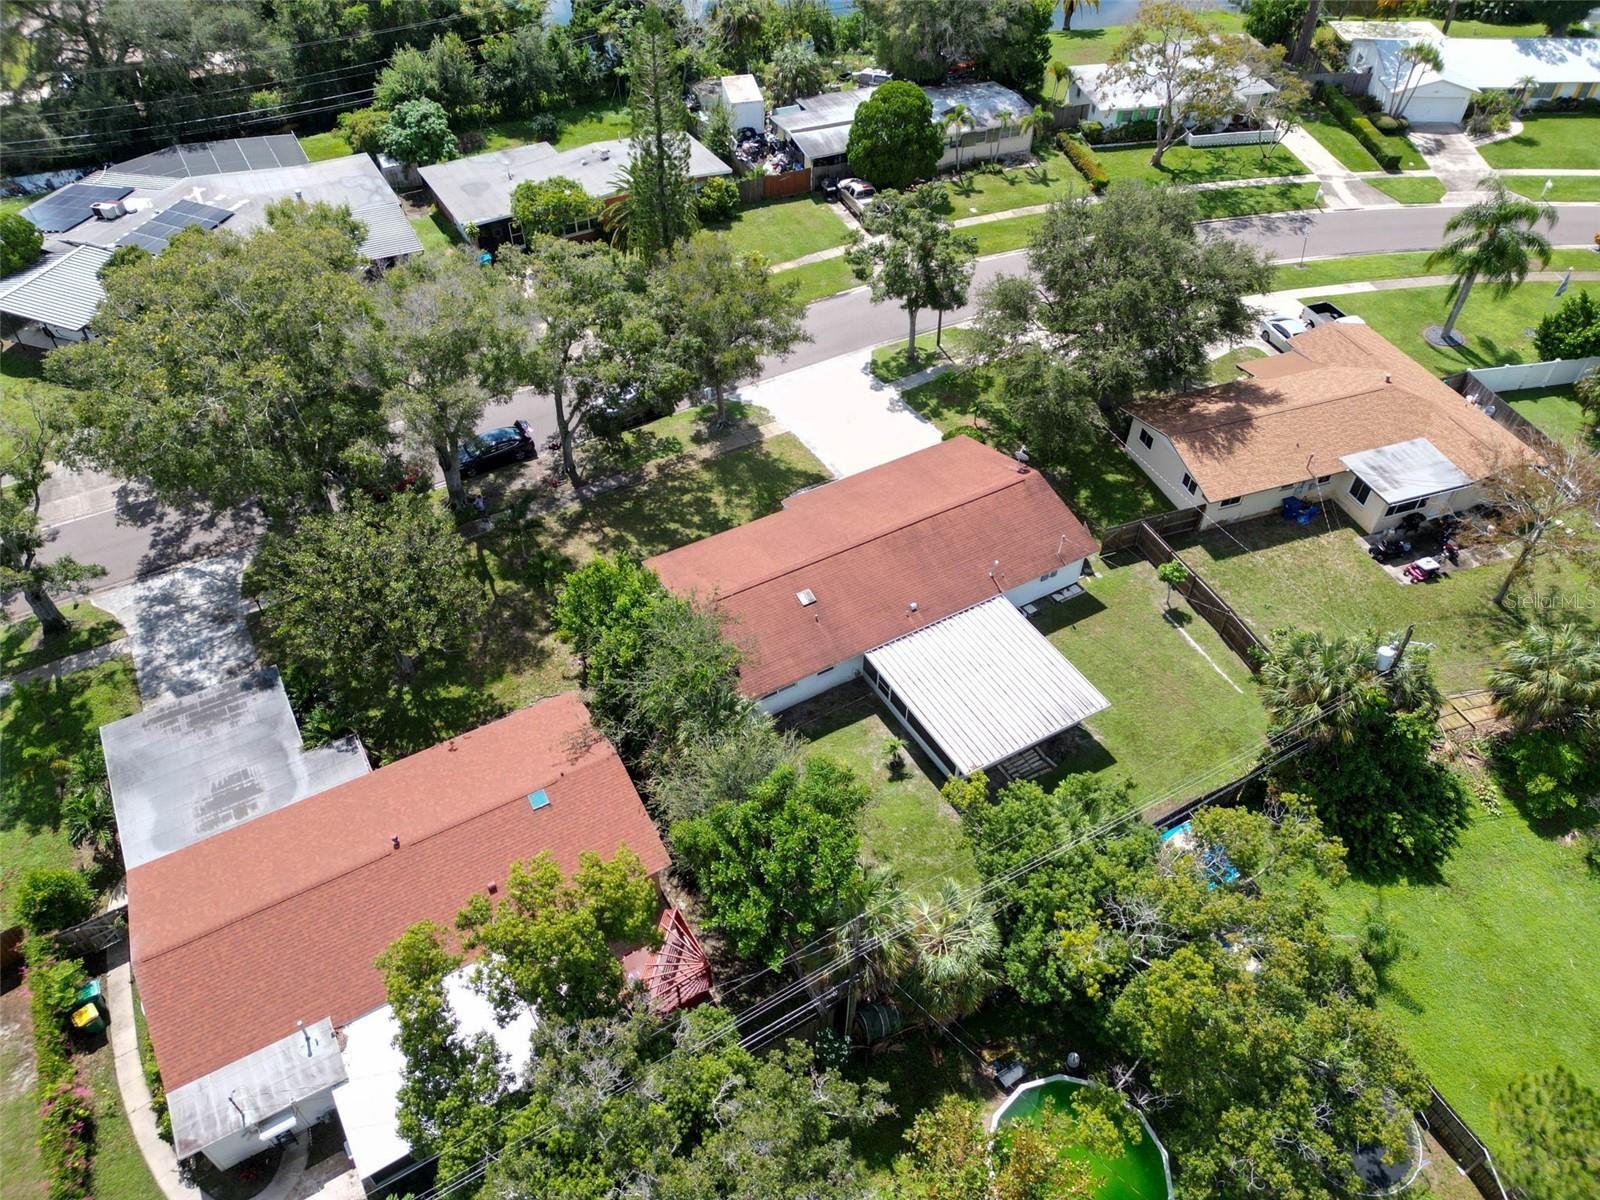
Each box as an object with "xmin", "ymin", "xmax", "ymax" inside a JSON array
[
  {"xmin": 815, "ymin": 665, "xmax": 835, "ymax": 676},
  {"xmin": 1039, "ymin": 568, "xmax": 1058, "ymax": 583},
  {"xmin": 1385, "ymin": 497, "xmax": 1425, "ymax": 516},
  {"xmin": 1138, "ymin": 427, "xmax": 1154, "ymax": 450},
  {"xmin": 864, "ymin": 659, "xmax": 880, "ymax": 684},
  {"xmin": 1348, "ymin": 476, "xmax": 1372, "ymax": 505},
  {"xmin": 1317, "ymin": 474, "xmax": 1331, "ymax": 483},
  {"xmin": 1181, "ymin": 472, "xmax": 1198, "ymax": 496},
  {"xmin": 1219, "ymin": 496, "xmax": 1241, "ymax": 508},
  {"xmin": 1281, "ymin": 483, "xmax": 1296, "ymax": 491}
]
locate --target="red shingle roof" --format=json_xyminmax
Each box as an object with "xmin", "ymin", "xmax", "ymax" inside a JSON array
[
  {"xmin": 645, "ymin": 438, "xmax": 1098, "ymax": 697},
  {"xmin": 129, "ymin": 692, "xmax": 668, "ymax": 1089}
]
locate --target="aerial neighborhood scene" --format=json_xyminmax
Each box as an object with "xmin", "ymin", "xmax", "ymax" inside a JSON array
[{"xmin": 5, "ymin": 0, "xmax": 1600, "ymax": 1198}]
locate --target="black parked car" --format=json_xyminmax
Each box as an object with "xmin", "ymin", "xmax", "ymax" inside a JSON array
[{"xmin": 458, "ymin": 420, "xmax": 537, "ymax": 478}]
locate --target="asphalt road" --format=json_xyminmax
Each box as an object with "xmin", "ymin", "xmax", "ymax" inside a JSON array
[{"xmin": 32, "ymin": 202, "xmax": 1600, "ymax": 596}]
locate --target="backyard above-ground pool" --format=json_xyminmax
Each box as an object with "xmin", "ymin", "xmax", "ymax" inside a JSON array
[{"xmin": 991, "ymin": 1075, "xmax": 1172, "ymax": 1200}]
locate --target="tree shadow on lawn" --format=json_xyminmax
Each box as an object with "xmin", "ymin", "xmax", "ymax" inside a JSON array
[{"xmin": 1, "ymin": 671, "xmax": 118, "ymax": 834}]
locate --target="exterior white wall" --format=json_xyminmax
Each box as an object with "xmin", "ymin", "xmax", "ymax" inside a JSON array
[
  {"xmin": 758, "ymin": 654, "xmax": 863, "ymax": 714},
  {"xmin": 939, "ymin": 129, "xmax": 1031, "ymax": 169},
  {"xmin": 1125, "ymin": 418, "xmax": 1208, "ymax": 512},
  {"xmin": 1398, "ymin": 83, "xmax": 1470, "ymax": 125},
  {"xmin": 201, "ymin": 1085, "xmax": 338, "ymax": 1171},
  {"xmin": 1335, "ymin": 476, "xmax": 1488, "ymax": 535},
  {"xmin": 1004, "ymin": 558, "xmax": 1086, "ymax": 607}
]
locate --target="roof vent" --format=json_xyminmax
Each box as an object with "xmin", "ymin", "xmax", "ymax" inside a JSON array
[
  {"xmin": 908, "ymin": 601, "xmax": 919, "ymax": 614},
  {"xmin": 1385, "ymin": 373, "xmax": 1392, "ymax": 384},
  {"xmin": 91, "ymin": 200, "xmax": 126, "ymax": 220},
  {"xmin": 600, "ymin": 148, "xmax": 611, "ymax": 160},
  {"xmin": 796, "ymin": 588, "xmax": 816, "ymax": 606},
  {"xmin": 528, "ymin": 789, "xmax": 550, "ymax": 811}
]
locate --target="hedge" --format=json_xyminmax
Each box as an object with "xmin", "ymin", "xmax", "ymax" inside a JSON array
[
  {"xmin": 1057, "ymin": 133, "xmax": 1108, "ymax": 193},
  {"xmin": 1317, "ymin": 84, "xmax": 1400, "ymax": 172},
  {"xmin": 24, "ymin": 939, "xmax": 96, "ymax": 1200}
]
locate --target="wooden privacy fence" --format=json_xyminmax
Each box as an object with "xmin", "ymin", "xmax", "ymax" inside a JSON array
[
  {"xmin": 1101, "ymin": 517, "xmax": 1266, "ymax": 673},
  {"xmin": 1422, "ymin": 1087, "xmax": 1515, "ymax": 1200},
  {"xmin": 738, "ymin": 169, "xmax": 813, "ymax": 206},
  {"xmin": 1446, "ymin": 372, "xmax": 1561, "ymax": 457}
]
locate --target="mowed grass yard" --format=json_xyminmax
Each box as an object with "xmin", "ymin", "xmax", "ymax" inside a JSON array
[
  {"xmin": 934, "ymin": 149, "xmax": 1085, "ymax": 218},
  {"xmin": 1170, "ymin": 513, "xmax": 1597, "ymax": 693},
  {"xmin": 1095, "ymin": 141, "xmax": 1308, "ymax": 185},
  {"xmin": 298, "ymin": 98, "xmax": 632, "ymax": 162},
  {"xmin": 1505, "ymin": 175, "xmax": 1600, "ymax": 202},
  {"xmin": 1504, "ymin": 384, "xmax": 1598, "ymax": 448},
  {"xmin": 1318, "ymin": 804, "xmax": 1600, "ymax": 1136},
  {"xmin": 0, "ymin": 603, "xmax": 123, "ymax": 676},
  {"xmin": 709, "ymin": 195, "xmax": 852, "ymax": 264},
  {"xmin": 1366, "ymin": 175, "xmax": 1447, "ymax": 205},
  {"xmin": 1298, "ymin": 281, "xmax": 1583, "ymax": 376},
  {"xmin": 1, "ymin": 349, "xmax": 74, "ymax": 463},
  {"xmin": 1046, "ymin": 12, "xmax": 1245, "ymax": 71},
  {"xmin": 0, "ymin": 658, "xmax": 141, "ymax": 925},
  {"xmin": 1274, "ymin": 247, "xmax": 1599, "ymax": 290},
  {"xmin": 1035, "ymin": 556, "xmax": 1270, "ymax": 812},
  {"xmin": 1478, "ymin": 113, "xmax": 1600, "ymax": 170},
  {"xmin": 799, "ymin": 689, "xmax": 978, "ymax": 899}
]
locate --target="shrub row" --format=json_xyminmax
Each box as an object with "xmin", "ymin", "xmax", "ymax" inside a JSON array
[
  {"xmin": 1317, "ymin": 84, "xmax": 1401, "ymax": 172},
  {"xmin": 1057, "ymin": 132, "xmax": 1108, "ymax": 193},
  {"xmin": 24, "ymin": 939, "xmax": 96, "ymax": 1200},
  {"xmin": 139, "ymin": 1024, "xmax": 172, "ymax": 1144},
  {"xmin": 1076, "ymin": 117, "xmax": 1158, "ymax": 146}
]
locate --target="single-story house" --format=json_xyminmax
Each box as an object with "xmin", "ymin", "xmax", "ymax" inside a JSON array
[
  {"xmin": 1067, "ymin": 52, "xmax": 1278, "ymax": 128},
  {"xmin": 770, "ymin": 80, "xmax": 1033, "ymax": 178},
  {"xmin": 0, "ymin": 142, "xmax": 421, "ymax": 348},
  {"xmin": 646, "ymin": 437, "xmax": 1110, "ymax": 781},
  {"xmin": 418, "ymin": 135, "xmax": 732, "ymax": 248},
  {"xmin": 1124, "ymin": 322, "xmax": 1532, "ymax": 534},
  {"xmin": 711, "ymin": 72, "xmax": 766, "ymax": 132},
  {"xmin": 127, "ymin": 692, "xmax": 683, "ymax": 1187},
  {"xmin": 1331, "ymin": 21, "xmax": 1600, "ymax": 124}
]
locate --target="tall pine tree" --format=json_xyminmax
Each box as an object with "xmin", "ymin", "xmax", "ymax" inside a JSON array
[{"xmin": 612, "ymin": 4, "xmax": 696, "ymax": 264}]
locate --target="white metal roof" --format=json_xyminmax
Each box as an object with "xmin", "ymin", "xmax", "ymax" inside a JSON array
[
  {"xmin": 1071, "ymin": 55, "xmax": 1277, "ymax": 112},
  {"xmin": 333, "ymin": 967, "xmax": 537, "ymax": 1186},
  {"xmin": 924, "ymin": 81, "xmax": 1032, "ymax": 129},
  {"xmin": 0, "ymin": 244, "xmax": 112, "ymax": 330},
  {"xmin": 720, "ymin": 73, "xmax": 763, "ymax": 105},
  {"xmin": 1438, "ymin": 36, "xmax": 1600, "ymax": 90},
  {"xmin": 866, "ymin": 595, "xmax": 1110, "ymax": 777},
  {"xmin": 101, "ymin": 668, "xmax": 371, "ymax": 870},
  {"xmin": 1341, "ymin": 437, "xmax": 1473, "ymax": 504},
  {"xmin": 168, "ymin": 1018, "xmax": 346, "ymax": 1160}
]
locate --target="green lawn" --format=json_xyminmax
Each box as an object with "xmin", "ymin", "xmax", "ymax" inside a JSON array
[
  {"xmin": 1505, "ymin": 175, "xmax": 1600, "ymax": 202},
  {"xmin": 1191, "ymin": 181, "xmax": 1323, "ymax": 219},
  {"xmin": 1, "ymin": 349, "xmax": 74, "ymax": 463},
  {"xmin": 1273, "ymin": 247, "xmax": 1598, "ymax": 290},
  {"xmin": 1209, "ymin": 345, "xmax": 1267, "ymax": 384},
  {"xmin": 257, "ymin": 431, "xmax": 831, "ymax": 760},
  {"xmin": 1503, "ymin": 384, "xmax": 1598, "ymax": 448},
  {"xmin": 1046, "ymin": 12, "xmax": 1245, "ymax": 71},
  {"xmin": 870, "ymin": 328, "xmax": 976, "ymax": 383},
  {"xmin": 965, "ymin": 212, "xmax": 1046, "ymax": 256},
  {"xmin": 1170, "ymin": 514, "xmax": 1595, "ymax": 693},
  {"xmin": 1034, "ymin": 556, "xmax": 1270, "ymax": 814},
  {"xmin": 800, "ymin": 691, "xmax": 978, "ymax": 899},
  {"xmin": 297, "ymin": 129, "xmax": 352, "ymax": 161},
  {"xmin": 578, "ymin": 400, "xmax": 774, "ymax": 476},
  {"xmin": 1318, "ymin": 803, "xmax": 1600, "ymax": 1136},
  {"xmin": 1095, "ymin": 141, "xmax": 1307, "ymax": 186},
  {"xmin": 84, "ymin": 1035, "xmax": 164, "ymax": 1200},
  {"xmin": 1, "ymin": 603, "xmax": 124, "ymax": 676},
  {"xmin": 0, "ymin": 194, "xmax": 43, "ymax": 218},
  {"xmin": 710, "ymin": 195, "xmax": 852, "ymax": 264},
  {"xmin": 898, "ymin": 368, "xmax": 1169, "ymax": 532},
  {"xmin": 1299, "ymin": 108, "xmax": 1385, "ymax": 172},
  {"xmin": 479, "ymin": 99, "xmax": 630, "ymax": 153},
  {"xmin": 410, "ymin": 210, "xmax": 459, "ymax": 252},
  {"xmin": 0, "ymin": 659, "xmax": 141, "ymax": 925},
  {"xmin": 1366, "ymin": 175, "xmax": 1448, "ymax": 205},
  {"xmin": 1300, "ymin": 281, "xmax": 1575, "ymax": 375},
  {"xmin": 935, "ymin": 148, "xmax": 1085, "ymax": 217},
  {"xmin": 772, "ymin": 255, "xmax": 859, "ymax": 305},
  {"xmin": 1477, "ymin": 113, "xmax": 1600, "ymax": 170}
]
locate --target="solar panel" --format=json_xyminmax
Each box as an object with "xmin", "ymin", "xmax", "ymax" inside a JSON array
[
  {"xmin": 211, "ymin": 142, "xmax": 250, "ymax": 173},
  {"xmin": 21, "ymin": 183, "xmax": 135, "ymax": 232},
  {"xmin": 118, "ymin": 231, "xmax": 169, "ymax": 253},
  {"xmin": 264, "ymin": 135, "xmax": 309, "ymax": 167},
  {"xmin": 165, "ymin": 199, "xmax": 233, "ymax": 227},
  {"xmin": 116, "ymin": 200, "xmax": 233, "ymax": 253}
]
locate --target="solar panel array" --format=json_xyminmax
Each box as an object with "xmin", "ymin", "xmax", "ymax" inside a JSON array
[
  {"xmin": 117, "ymin": 199, "xmax": 234, "ymax": 254},
  {"xmin": 115, "ymin": 135, "xmax": 309, "ymax": 179},
  {"xmin": 20, "ymin": 184, "xmax": 135, "ymax": 233}
]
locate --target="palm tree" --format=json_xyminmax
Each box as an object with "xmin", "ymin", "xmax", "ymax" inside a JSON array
[
  {"xmin": 1047, "ymin": 60, "xmax": 1070, "ymax": 104},
  {"xmin": 900, "ymin": 881, "xmax": 1000, "ymax": 1030},
  {"xmin": 1060, "ymin": 0, "xmax": 1100, "ymax": 32},
  {"xmin": 1490, "ymin": 624, "xmax": 1600, "ymax": 731},
  {"xmin": 941, "ymin": 103, "xmax": 974, "ymax": 176},
  {"xmin": 710, "ymin": 0, "xmax": 766, "ymax": 73},
  {"xmin": 1390, "ymin": 40, "xmax": 1445, "ymax": 118},
  {"xmin": 1017, "ymin": 104, "xmax": 1053, "ymax": 152},
  {"xmin": 1425, "ymin": 176, "xmax": 1555, "ymax": 344},
  {"xmin": 1514, "ymin": 73, "xmax": 1538, "ymax": 115},
  {"xmin": 1258, "ymin": 628, "xmax": 1441, "ymax": 743},
  {"xmin": 990, "ymin": 107, "xmax": 1012, "ymax": 161},
  {"xmin": 838, "ymin": 865, "xmax": 912, "ymax": 1039}
]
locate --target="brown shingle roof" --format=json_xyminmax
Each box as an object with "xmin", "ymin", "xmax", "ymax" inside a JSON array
[
  {"xmin": 128, "ymin": 692, "xmax": 668, "ymax": 1089},
  {"xmin": 645, "ymin": 438, "xmax": 1098, "ymax": 697},
  {"xmin": 1129, "ymin": 322, "xmax": 1531, "ymax": 500}
]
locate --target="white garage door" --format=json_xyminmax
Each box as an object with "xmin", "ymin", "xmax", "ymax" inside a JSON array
[{"xmin": 1401, "ymin": 93, "xmax": 1469, "ymax": 126}]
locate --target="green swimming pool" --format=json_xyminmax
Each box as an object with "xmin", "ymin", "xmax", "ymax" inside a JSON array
[{"xmin": 993, "ymin": 1076, "xmax": 1172, "ymax": 1200}]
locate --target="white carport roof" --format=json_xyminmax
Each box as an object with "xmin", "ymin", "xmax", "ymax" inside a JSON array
[
  {"xmin": 333, "ymin": 967, "xmax": 537, "ymax": 1187},
  {"xmin": 1341, "ymin": 437, "xmax": 1473, "ymax": 504},
  {"xmin": 866, "ymin": 595, "xmax": 1109, "ymax": 777},
  {"xmin": 0, "ymin": 244, "xmax": 112, "ymax": 331}
]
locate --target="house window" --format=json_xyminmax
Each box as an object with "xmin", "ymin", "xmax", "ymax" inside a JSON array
[
  {"xmin": 1181, "ymin": 472, "xmax": 1198, "ymax": 496},
  {"xmin": 1316, "ymin": 474, "xmax": 1331, "ymax": 483},
  {"xmin": 1138, "ymin": 427, "xmax": 1154, "ymax": 450},
  {"xmin": 1218, "ymin": 496, "xmax": 1242, "ymax": 508},
  {"xmin": 1039, "ymin": 568, "xmax": 1058, "ymax": 583},
  {"xmin": 1348, "ymin": 476, "xmax": 1373, "ymax": 505},
  {"xmin": 864, "ymin": 659, "xmax": 880, "ymax": 684},
  {"xmin": 815, "ymin": 665, "xmax": 835, "ymax": 676},
  {"xmin": 1280, "ymin": 483, "xmax": 1296, "ymax": 491},
  {"xmin": 1532, "ymin": 82, "xmax": 1557, "ymax": 100},
  {"xmin": 1385, "ymin": 497, "xmax": 1426, "ymax": 516}
]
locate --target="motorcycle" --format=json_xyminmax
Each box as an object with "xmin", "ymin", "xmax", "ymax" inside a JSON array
[{"xmin": 1442, "ymin": 538, "xmax": 1461, "ymax": 567}]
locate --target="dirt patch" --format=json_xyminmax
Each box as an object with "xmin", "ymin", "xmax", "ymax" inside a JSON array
[{"xmin": 0, "ymin": 987, "xmax": 38, "ymax": 1102}]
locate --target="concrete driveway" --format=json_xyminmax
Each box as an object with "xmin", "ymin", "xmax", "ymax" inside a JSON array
[
  {"xmin": 737, "ymin": 347, "xmax": 942, "ymax": 478},
  {"xmin": 1407, "ymin": 125, "xmax": 1492, "ymax": 198}
]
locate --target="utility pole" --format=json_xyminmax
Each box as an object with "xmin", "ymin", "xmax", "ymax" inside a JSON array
[
  {"xmin": 1382, "ymin": 624, "xmax": 1416, "ymax": 675},
  {"xmin": 1291, "ymin": 0, "xmax": 1324, "ymax": 67}
]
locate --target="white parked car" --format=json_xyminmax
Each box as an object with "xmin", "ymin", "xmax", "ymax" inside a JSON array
[
  {"xmin": 1260, "ymin": 314, "xmax": 1309, "ymax": 352},
  {"xmin": 1300, "ymin": 301, "xmax": 1368, "ymax": 329},
  {"xmin": 838, "ymin": 177, "xmax": 877, "ymax": 220}
]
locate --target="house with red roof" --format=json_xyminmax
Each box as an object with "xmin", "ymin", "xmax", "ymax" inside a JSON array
[
  {"xmin": 646, "ymin": 437, "xmax": 1111, "ymax": 781},
  {"xmin": 120, "ymin": 691, "xmax": 696, "ymax": 1185}
]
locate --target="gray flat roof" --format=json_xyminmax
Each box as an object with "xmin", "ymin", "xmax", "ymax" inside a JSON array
[
  {"xmin": 866, "ymin": 596, "xmax": 1110, "ymax": 777},
  {"xmin": 790, "ymin": 124, "xmax": 852, "ymax": 161},
  {"xmin": 771, "ymin": 87, "xmax": 876, "ymax": 135},
  {"xmin": 1341, "ymin": 437, "xmax": 1473, "ymax": 504},
  {"xmin": 102, "ymin": 668, "xmax": 371, "ymax": 870},
  {"xmin": 923, "ymin": 81, "xmax": 1031, "ymax": 128},
  {"xmin": 168, "ymin": 1019, "xmax": 346, "ymax": 1160},
  {"xmin": 0, "ymin": 244, "xmax": 111, "ymax": 331},
  {"xmin": 420, "ymin": 136, "xmax": 731, "ymax": 228}
]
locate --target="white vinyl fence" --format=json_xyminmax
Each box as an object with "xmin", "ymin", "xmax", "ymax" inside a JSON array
[
  {"xmin": 1185, "ymin": 127, "xmax": 1284, "ymax": 148},
  {"xmin": 1466, "ymin": 356, "xmax": 1600, "ymax": 393}
]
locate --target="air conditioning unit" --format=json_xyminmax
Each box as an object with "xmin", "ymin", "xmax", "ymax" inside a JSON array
[{"xmin": 91, "ymin": 200, "xmax": 126, "ymax": 220}]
